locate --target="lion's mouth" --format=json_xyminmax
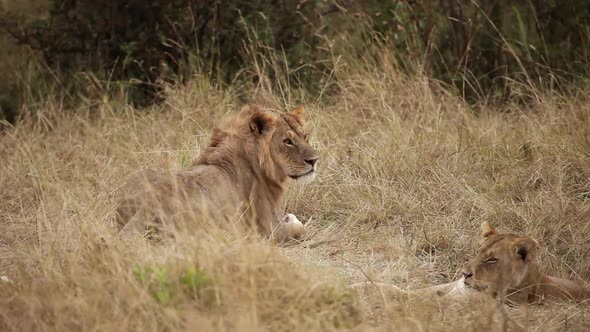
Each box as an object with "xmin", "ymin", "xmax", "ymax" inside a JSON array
[
  {"xmin": 301, "ymin": 169, "xmax": 315, "ymax": 176},
  {"xmin": 463, "ymin": 279, "xmax": 487, "ymax": 292},
  {"xmin": 290, "ymin": 170, "xmax": 314, "ymax": 179},
  {"xmin": 290, "ymin": 168, "xmax": 316, "ymax": 183},
  {"xmin": 290, "ymin": 167, "xmax": 315, "ymax": 178}
]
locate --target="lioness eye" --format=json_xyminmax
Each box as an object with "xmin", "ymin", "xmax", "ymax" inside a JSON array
[
  {"xmin": 283, "ymin": 139, "xmax": 294, "ymax": 146},
  {"xmin": 304, "ymin": 134, "xmax": 309, "ymax": 141},
  {"xmin": 485, "ymin": 258, "xmax": 498, "ymax": 264}
]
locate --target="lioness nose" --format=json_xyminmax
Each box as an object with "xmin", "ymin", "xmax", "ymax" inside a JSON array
[
  {"xmin": 305, "ymin": 157, "xmax": 319, "ymax": 167},
  {"xmin": 463, "ymin": 272, "xmax": 473, "ymax": 279}
]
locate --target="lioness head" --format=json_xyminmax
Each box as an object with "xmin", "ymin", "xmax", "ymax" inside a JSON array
[
  {"xmin": 463, "ymin": 222, "xmax": 539, "ymax": 298},
  {"xmin": 224, "ymin": 105, "xmax": 319, "ymax": 184}
]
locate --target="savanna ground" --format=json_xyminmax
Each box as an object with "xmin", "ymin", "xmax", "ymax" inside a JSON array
[{"xmin": 1, "ymin": 46, "xmax": 590, "ymax": 331}]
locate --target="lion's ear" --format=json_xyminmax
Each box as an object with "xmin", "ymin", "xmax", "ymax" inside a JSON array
[
  {"xmin": 480, "ymin": 222, "xmax": 497, "ymax": 238},
  {"xmin": 290, "ymin": 106, "xmax": 304, "ymax": 121},
  {"xmin": 248, "ymin": 109, "xmax": 276, "ymax": 137},
  {"xmin": 288, "ymin": 106, "xmax": 306, "ymax": 126},
  {"xmin": 514, "ymin": 237, "xmax": 538, "ymax": 262}
]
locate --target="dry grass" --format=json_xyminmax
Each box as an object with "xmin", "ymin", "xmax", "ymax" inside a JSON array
[{"xmin": 1, "ymin": 46, "xmax": 590, "ymax": 331}]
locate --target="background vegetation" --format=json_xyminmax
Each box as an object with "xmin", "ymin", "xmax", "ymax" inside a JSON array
[
  {"xmin": 1, "ymin": 1, "xmax": 590, "ymax": 331},
  {"xmin": 1, "ymin": 0, "xmax": 590, "ymax": 121}
]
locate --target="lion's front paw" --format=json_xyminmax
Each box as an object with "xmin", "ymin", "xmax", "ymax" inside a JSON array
[
  {"xmin": 284, "ymin": 213, "xmax": 303, "ymax": 226},
  {"xmin": 277, "ymin": 213, "xmax": 304, "ymax": 241}
]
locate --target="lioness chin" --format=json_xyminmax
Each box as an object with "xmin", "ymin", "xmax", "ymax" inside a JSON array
[
  {"xmin": 115, "ymin": 105, "xmax": 319, "ymax": 242},
  {"xmin": 351, "ymin": 222, "xmax": 590, "ymax": 304}
]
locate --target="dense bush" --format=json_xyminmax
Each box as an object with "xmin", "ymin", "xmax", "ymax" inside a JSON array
[
  {"xmin": 0, "ymin": 0, "xmax": 589, "ymax": 117},
  {"xmin": 363, "ymin": 1, "xmax": 590, "ymax": 102},
  {"xmin": 0, "ymin": 0, "xmax": 337, "ymax": 108}
]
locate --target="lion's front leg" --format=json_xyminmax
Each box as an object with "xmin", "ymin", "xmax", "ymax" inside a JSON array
[{"xmin": 271, "ymin": 213, "xmax": 305, "ymax": 242}]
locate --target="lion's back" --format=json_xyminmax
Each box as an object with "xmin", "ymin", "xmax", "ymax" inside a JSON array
[
  {"xmin": 114, "ymin": 166, "xmax": 239, "ymax": 232},
  {"xmin": 114, "ymin": 169, "xmax": 176, "ymax": 230}
]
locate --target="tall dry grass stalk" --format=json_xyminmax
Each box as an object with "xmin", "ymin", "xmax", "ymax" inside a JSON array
[{"xmin": 1, "ymin": 43, "xmax": 590, "ymax": 331}]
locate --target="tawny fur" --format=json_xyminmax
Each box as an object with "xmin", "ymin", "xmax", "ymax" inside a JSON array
[
  {"xmin": 350, "ymin": 222, "xmax": 590, "ymax": 304},
  {"xmin": 463, "ymin": 222, "xmax": 590, "ymax": 304},
  {"xmin": 115, "ymin": 105, "xmax": 319, "ymax": 242},
  {"xmin": 349, "ymin": 278, "xmax": 477, "ymax": 301}
]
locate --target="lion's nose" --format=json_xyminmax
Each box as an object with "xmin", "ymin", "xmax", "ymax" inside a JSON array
[
  {"xmin": 463, "ymin": 272, "xmax": 473, "ymax": 279},
  {"xmin": 305, "ymin": 157, "xmax": 319, "ymax": 167}
]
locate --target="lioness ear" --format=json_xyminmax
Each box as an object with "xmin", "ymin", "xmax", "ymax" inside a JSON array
[
  {"xmin": 480, "ymin": 222, "xmax": 497, "ymax": 238},
  {"xmin": 514, "ymin": 237, "xmax": 538, "ymax": 262},
  {"xmin": 249, "ymin": 110, "xmax": 276, "ymax": 136}
]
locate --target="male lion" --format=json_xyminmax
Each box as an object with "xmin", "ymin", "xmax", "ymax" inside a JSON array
[
  {"xmin": 115, "ymin": 105, "xmax": 319, "ymax": 242},
  {"xmin": 350, "ymin": 222, "xmax": 590, "ymax": 304}
]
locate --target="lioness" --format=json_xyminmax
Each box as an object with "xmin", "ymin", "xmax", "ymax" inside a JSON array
[
  {"xmin": 115, "ymin": 105, "xmax": 319, "ymax": 242},
  {"xmin": 351, "ymin": 222, "xmax": 590, "ymax": 304},
  {"xmin": 463, "ymin": 222, "xmax": 590, "ymax": 303}
]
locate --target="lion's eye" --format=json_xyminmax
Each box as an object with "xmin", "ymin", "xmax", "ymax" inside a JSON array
[
  {"xmin": 484, "ymin": 258, "xmax": 498, "ymax": 264},
  {"xmin": 283, "ymin": 139, "xmax": 294, "ymax": 147},
  {"xmin": 304, "ymin": 134, "xmax": 309, "ymax": 141}
]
